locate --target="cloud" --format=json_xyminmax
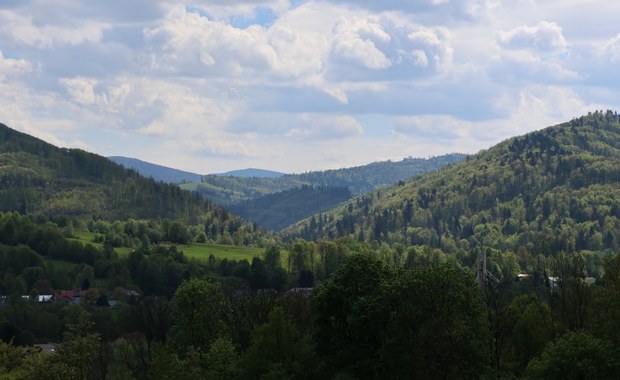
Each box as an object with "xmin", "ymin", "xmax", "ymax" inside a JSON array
[
  {"xmin": 325, "ymin": 15, "xmax": 454, "ymax": 83},
  {"xmin": 228, "ymin": 112, "xmax": 364, "ymax": 141},
  {"xmin": 393, "ymin": 85, "xmax": 608, "ymax": 151},
  {"xmin": 332, "ymin": 17, "xmax": 392, "ymax": 69},
  {"xmin": 326, "ymin": 0, "xmax": 495, "ymax": 19},
  {"xmin": 599, "ymin": 33, "xmax": 620, "ymax": 63},
  {"xmin": 498, "ymin": 21, "xmax": 567, "ymax": 54},
  {"xmin": 59, "ymin": 77, "xmax": 99, "ymax": 105},
  {"xmin": 0, "ymin": 10, "xmax": 109, "ymax": 48},
  {"xmin": 393, "ymin": 115, "xmax": 468, "ymax": 140},
  {"xmin": 0, "ymin": 50, "xmax": 33, "ymax": 77},
  {"xmin": 286, "ymin": 114, "xmax": 365, "ymax": 140},
  {"xmin": 144, "ymin": 7, "xmax": 278, "ymax": 77}
]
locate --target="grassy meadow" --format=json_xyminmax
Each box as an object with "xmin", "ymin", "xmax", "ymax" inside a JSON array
[{"xmin": 69, "ymin": 229, "xmax": 265, "ymax": 262}]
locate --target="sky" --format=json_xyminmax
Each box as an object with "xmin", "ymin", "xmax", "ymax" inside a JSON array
[{"xmin": 0, "ymin": 1, "xmax": 619, "ymax": 174}]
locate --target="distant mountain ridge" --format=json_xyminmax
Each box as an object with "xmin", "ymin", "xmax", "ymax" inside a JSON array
[
  {"xmin": 215, "ymin": 168, "xmax": 285, "ymax": 178},
  {"xmin": 108, "ymin": 156, "xmax": 202, "ymax": 183},
  {"xmin": 183, "ymin": 153, "xmax": 467, "ymax": 206},
  {"xmin": 108, "ymin": 157, "xmax": 286, "ymax": 183}
]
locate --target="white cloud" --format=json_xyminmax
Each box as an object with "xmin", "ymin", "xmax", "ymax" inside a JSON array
[
  {"xmin": 229, "ymin": 112, "xmax": 364, "ymax": 141},
  {"xmin": 326, "ymin": 0, "xmax": 496, "ymax": 19},
  {"xmin": 0, "ymin": 50, "xmax": 33, "ymax": 77},
  {"xmin": 332, "ymin": 17, "xmax": 391, "ymax": 69},
  {"xmin": 599, "ymin": 33, "xmax": 620, "ymax": 63},
  {"xmin": 286, "ymin": 114, "xmax": 365, "ymax": 140},
  {"xmin": 393, "ymin": 85, "xmax": 607, "ymax": 151},
  {"xmin": 59, "ymin": 77, "xmax": 99, "ymax": 105},
  {"xmin": 0, "ymin": 10, "xmax": 109, "ymax": 48},
  {"xmin": 407, "ymin": 27, "xmax": 453, "ymax": 71},
  {"xmin": 498, "ymin": 21, "xmax": 567, "ymax": 54}
]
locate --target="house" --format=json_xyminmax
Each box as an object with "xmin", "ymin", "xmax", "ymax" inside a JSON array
[
  {"xmin": 285, "ymin": 287, "xmax": 314, "ymax": 297},
  {"xmin": 52, "ymin": 290, "xmax": 83, "ymax": 304},
  {"xmin": 20, "ymin": 295, "xmax": 53, "ymax": 303},
  {"xmin": 33, "ymin": 343, "xmax": 57, "ymax": 354}
]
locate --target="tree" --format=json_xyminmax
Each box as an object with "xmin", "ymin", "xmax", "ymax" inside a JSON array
[
  {"xmin": 172, "ymin": 278, "xmax": 232, "ymax": 352},
  {"xmin": 526, "ymin": 331, "xmax": 620, "ymax": 379},
  {"xmin": 378, "ymin": 265, "xmax": 490, "ymax": 379},
  {"xmin": 312, "ymin": 254, "xmax": 390, "ymax": 377},
  {"xmin": 204, "ymin": 337, "xmax": 239, "ymax": 380},
  {"xmin": 592, "ymin": 252, "xmax": 620, "ymax": 346},
  {"xmin": 249, "ymin": 257, "xmax": 269, "ymax": 289},
  {"xmin": 240, "ymin": 307, "xmax": 321, "ymax": 380},
  {"xmin": 21, "ymin": 312, "xmax": 102, "ymax": 380},
  {"xmin": 135, "ymin": 296, "xmax": 172, "ymax": 345}
]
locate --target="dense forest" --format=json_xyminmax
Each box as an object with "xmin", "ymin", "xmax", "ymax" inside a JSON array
[
  {"xmin": 228, "ymin": 185, "xmax": 351, "ymax": 231},
  {"xmin": 1, "ymin": 232, "xmax": 619, "ymax": 379}
]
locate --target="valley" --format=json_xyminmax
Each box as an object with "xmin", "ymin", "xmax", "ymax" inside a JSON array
[{"xmin": 1, "ymin": 111, "xmax": 620, "ymax": 378}]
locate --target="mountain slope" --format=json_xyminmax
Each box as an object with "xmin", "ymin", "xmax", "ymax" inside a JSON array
[
  {"xmin": 228, "ymin": 185, "xmax": 351, "ymax": 231},
  {"xmin": 108, "ymin": 156, "xmax": 203, "ymax": 183},
  {"xmin": 184, "ymin": 153, "xmax": 466, "ymax": 206},
  {"xmin": 0, "ymin": 123, "xmax": 232, "ymax": 225},
  {"xmin": 284, "ymin": 111, "xmax": 620, "ymax": 256}
]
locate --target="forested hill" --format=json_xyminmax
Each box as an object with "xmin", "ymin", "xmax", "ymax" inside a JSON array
[
  {"xmin": 0, "ymin": 123, "xmax": 232, "ymax": 224},
  {"xmin": 285, "ymin": 110, "xmax": 620, "ymax": 256},
  {"xmin": 228, "ymin": 185, "xmax": 352, "ymax": 231},
  {"xmin": 185, "ymin": 153, "xmax": 466, "ymax": 206}
]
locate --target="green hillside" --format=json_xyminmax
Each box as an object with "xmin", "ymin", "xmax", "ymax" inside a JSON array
[
  {"xmin": 285, "ymin": 111, "xmax": 620, "ymax": 256},
  {"xmin": 0, "ymin": 123, "xmax": 213, "ymax": 222}
]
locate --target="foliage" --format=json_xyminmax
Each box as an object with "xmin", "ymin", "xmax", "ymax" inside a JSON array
[
  {"xmin": 239, "ymin": 307, "xmax": 321, "ymax": 380},
  {"xmin": 591, "ymin": 252, "xmax": 620, "ymax": 346},
  {"xmin": 172, "ymin": 278, "xmax": 233, "ymax": 352},
  {"xmin": 525, "ymin": 331, "xmax": 620, "ymax": 379},
  {"xmin": 312, "ymin": 254, "xmax": 490, "ymax": 379}
]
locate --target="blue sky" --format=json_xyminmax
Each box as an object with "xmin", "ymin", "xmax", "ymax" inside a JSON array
[{"xmin": 0, "ymin": 0, "xmax": 618, "ymax": 174}]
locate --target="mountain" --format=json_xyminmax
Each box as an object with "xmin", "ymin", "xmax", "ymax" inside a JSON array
[
  {"xmin": 108, "ymin": 156, "xmax": 202, "ymax": 183},
  {"xmin": 284, "ymin": 111, "xmax": 620, "ymax": 257},
  {"xmin": 183, "ymin": 153, "xmax": 466, "ymax": 206},
  {"xmin": 228, "ymin": 185, "xmax": 352, "ymax": 231},
  {"xmin": 0, "ymin": 123, "xmax": 237, "ymax": 227},
  {"xmin": 214, "ymin": 168, "xmax": 285, "ymax": 178}
]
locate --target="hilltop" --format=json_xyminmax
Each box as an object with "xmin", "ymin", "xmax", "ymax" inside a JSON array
[{"xmin": 285, "ymin": 111, "xmax": 620, "ymax": 256}]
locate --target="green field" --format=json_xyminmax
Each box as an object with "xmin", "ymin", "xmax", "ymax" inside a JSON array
[
  {"xmin": 68, "ymin": 230, "xmax": 101, "ymax": 247},
  {"xmin": 69, "ymin": 229, "xmax": 267, "ymax": 262},
  {"xmin": 179, "ymin": 243, "xmax": 263, "ymax": 262}
]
